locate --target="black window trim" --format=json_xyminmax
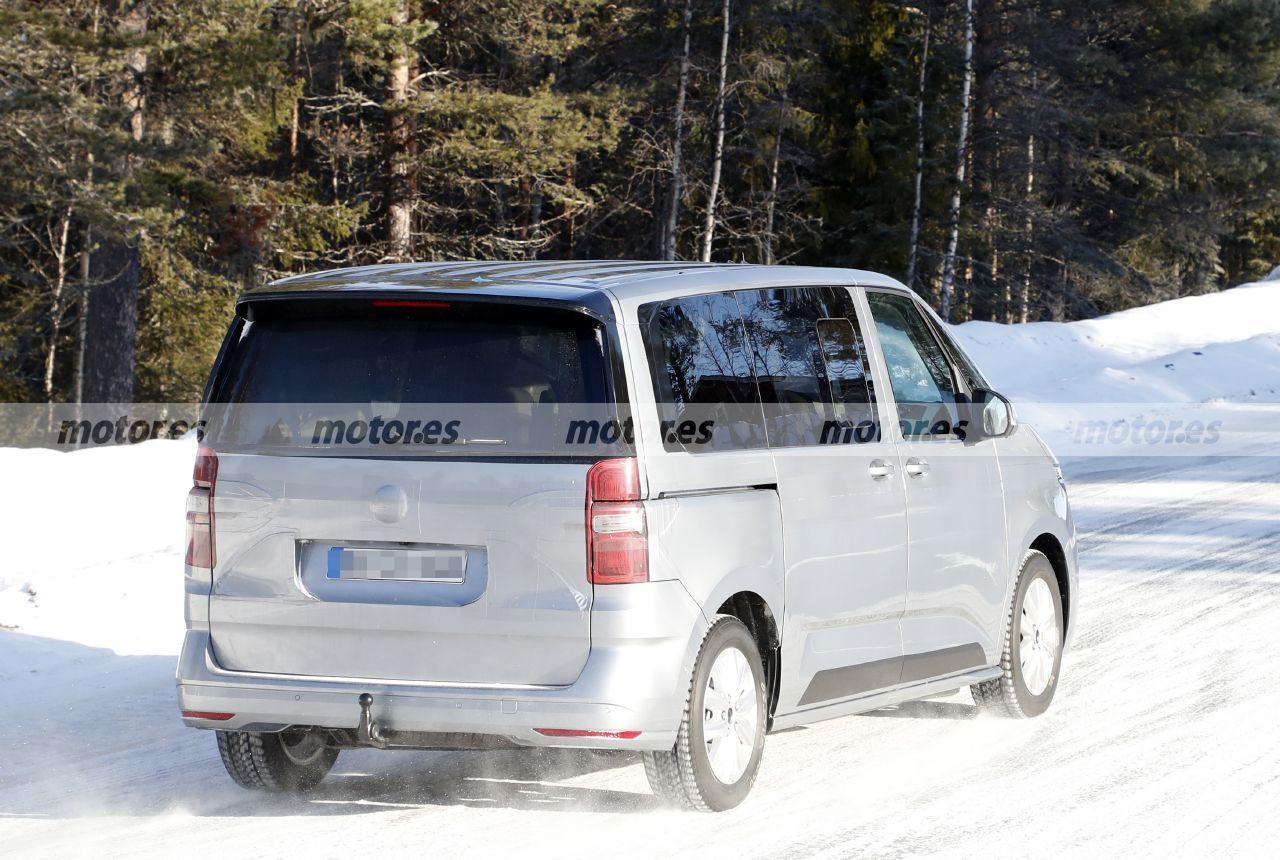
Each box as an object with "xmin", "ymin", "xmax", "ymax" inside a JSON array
[{"xmin": 887, "ymin": 291, "xmax": 987, "ymax": 396}]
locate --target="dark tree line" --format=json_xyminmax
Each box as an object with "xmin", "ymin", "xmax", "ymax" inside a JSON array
[{"xmin": 2, "ymin": 0, "xmax": 1278, "ymax": 402}]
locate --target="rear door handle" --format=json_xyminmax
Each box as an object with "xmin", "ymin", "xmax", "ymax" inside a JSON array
[
  {"xmin": 868, "ymin": 458, "xmax": 895, "ymax": 480},
  {"xmin": 905, "ymin": 457, "xmax": 930, "ymax": 478}
]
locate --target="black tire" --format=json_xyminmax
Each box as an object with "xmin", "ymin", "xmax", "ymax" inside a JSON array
[
  {"xmin": 216, "ymin": 728, "xmax": 338, "ymax": 793},
  {"xmin": 643, "ymin": 615, "xmax": 767, "ymax": 812},
  {"xmin": 972, "ymin": 549, "xmax": 1064, "ymax": 718}
]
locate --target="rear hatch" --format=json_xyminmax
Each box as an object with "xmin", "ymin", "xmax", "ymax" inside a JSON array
[{"xmin": 201, "ymin": 295, "xmax": 626, "ymax": 686}]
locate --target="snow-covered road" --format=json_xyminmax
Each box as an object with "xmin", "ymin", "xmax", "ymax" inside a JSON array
[{"xmin": 3, "ymin": 452, "xmax": 1278, "ymax": 859}]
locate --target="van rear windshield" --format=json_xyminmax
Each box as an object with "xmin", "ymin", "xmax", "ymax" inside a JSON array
[{"xmin": 203, "ymin": 301, "xmax": 628, "ymax": 458}]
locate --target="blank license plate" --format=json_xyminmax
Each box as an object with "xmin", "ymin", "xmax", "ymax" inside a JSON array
[{"xmin": 326, "ymin": 546, "xmax": 467, "ymax": 583}]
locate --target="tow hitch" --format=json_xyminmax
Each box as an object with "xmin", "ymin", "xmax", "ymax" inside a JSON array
[
  {"xmin": 347, "ymin": 692, "xmax": 524, "ymax": 752},
  {"xmin": 356, "ymin": 692, "xmax": 393, "ymax": 749}
]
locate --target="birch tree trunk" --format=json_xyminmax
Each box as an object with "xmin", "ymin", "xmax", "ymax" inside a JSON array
[
  {"xmin": 661, "ymin": 0, "xmax": 694, "ymax": 261},
  {"xmin": 905, "ymin": 13, "xmax": 931, "ymax": 291},
  {"xmin": 44, "ymin": 208, "xmax": 72, "ymax": 406},
  {"xmin": 939, "ymin": 0, "xmax": 975, "ymax": 321},
  {"xmin": 287, "ymin": 5, "xmax": 304, "ymax": 177},
  {"xmin": 699, "ymin": 0, "xmax": 732, "ymax": 263},
  {"xmin": 1019, "ymin": 131, "xmax": 1035, "ymax": 323},
  {"xmin": 1019, "ymin": 45, "xmax": 1039, "ymax": 324},
  {"xmin": 761, "ymin": 90, "xmax": 786, "ymax": 266},
  {"xmin": 384, "ymin": 0, "xmax": 416, "ymax": 261},
  {"xmin": 75, "ymin": 226, "xmax": 90, "ymax": 406},
  {"xmin": 560, "ymin": 161, "xmax": 577, "ymax": 257}
]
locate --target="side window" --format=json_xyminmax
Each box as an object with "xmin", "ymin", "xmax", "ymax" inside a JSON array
[
  {"xmin": 736, "ymin": 287, "xmax": 878, "ymax": 447},
  {"xmin": 865, "ymin": 290, "xmax": 962, "ymax": 440},
  {"xmin": 640, "ymin": 293, "xmax": 766, "ymax": 452}
]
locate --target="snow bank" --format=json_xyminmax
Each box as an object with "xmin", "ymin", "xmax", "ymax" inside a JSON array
[
  {"xmin": 0, "ymin": 438, "xmax": 192, "ymax": 655},
  {"xmin": 952, "ymin": 280, "xmax": 1280, "ymax": 403}
]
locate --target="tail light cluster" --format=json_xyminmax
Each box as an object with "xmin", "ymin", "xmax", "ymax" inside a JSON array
[
  {"xmin": 586, "ymin": 458, "xmax": 648, "ymax": 584},
  {"xmin": 185, "ymin": 445, "xmax": 218, "ymax": 569}
]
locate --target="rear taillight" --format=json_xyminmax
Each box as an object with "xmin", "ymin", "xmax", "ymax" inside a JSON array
[
  {"xmin": 185, "ymin": 445, "xmax": 218, "ymax": 569},
  {"xmin": 586, "ymin": 458, "xmax": 647, "ymax": 584}
]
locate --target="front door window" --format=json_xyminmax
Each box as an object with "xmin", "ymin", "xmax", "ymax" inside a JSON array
[{"xmin": 865, "ymin": 291, "xmax": 962, "ymax": 440}]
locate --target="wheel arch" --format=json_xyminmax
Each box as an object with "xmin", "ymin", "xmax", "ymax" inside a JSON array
[
  {"xmin": 714, "ymin": 591, "xmax": 782, "ymax": 722},
  {"xmin": 1029, "ymin": 532, "xmax": 1071, "ymax": 635}
]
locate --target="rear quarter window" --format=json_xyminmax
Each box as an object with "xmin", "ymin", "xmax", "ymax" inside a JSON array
[
  {"xmin": 640, "ymin": 286, "xmax": 878, "ymax": 451},
  {"xmin": 639, "ymin": 292, "xmax": 767, "ymax": 452}
]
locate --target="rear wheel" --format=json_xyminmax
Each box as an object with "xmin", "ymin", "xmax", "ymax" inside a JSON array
[
  {"xmin": 643, "ymin": 616, "xmax": 766, "ymax": 811},
  {"xmin": 972, "ymin": 550, "xmax": 1064, "ymax": 718},
  {"xmin": 216, "ymin": 728, "xmax": 338, "ymax": 792}
]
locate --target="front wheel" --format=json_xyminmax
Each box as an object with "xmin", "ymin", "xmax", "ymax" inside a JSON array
[
  {"xmin": 643, "ymin": 615, "xmax": 767, "ymax": 811},
  {"xmin": 972, "ymin": 549, "xmax": 1064, "ymax": 718},
  {"xmin": 216, "ymin": 728, "xmax": 338, "ymax": 792}
]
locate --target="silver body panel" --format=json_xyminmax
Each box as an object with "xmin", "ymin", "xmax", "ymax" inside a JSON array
[
  {"xmin": 207, "ymin": 454, "xmax": 594, "ymax": 686},
  {"xmin": 178, "ymin": 261, "xmax": 1078, "ymax": 749}
]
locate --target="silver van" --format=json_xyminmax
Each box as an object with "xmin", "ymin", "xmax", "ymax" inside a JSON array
[{"xmin": 178, "ymin": 261, "xmax": 1076, "ymax": 811}]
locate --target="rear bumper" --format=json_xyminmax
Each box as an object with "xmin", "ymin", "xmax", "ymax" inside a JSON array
[{"xmin": 176, "ymin": 579, "xmax": 707, "ymax": 752}]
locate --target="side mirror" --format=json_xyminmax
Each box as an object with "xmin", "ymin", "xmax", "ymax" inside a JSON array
[{"xmin": 968, "ymin": 388, "xmax": 1015, "ymax": 440}]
